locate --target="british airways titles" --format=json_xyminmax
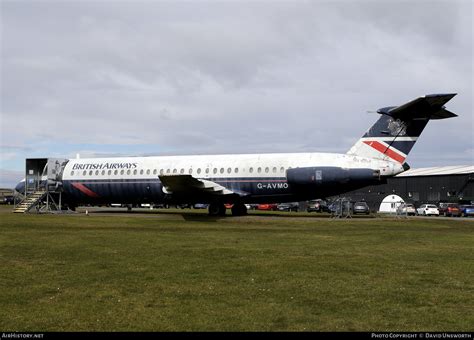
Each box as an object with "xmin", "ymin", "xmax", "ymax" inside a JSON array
[{"xmin": 72, "ymin": 162, "xmax": 138, "ymax": 171}]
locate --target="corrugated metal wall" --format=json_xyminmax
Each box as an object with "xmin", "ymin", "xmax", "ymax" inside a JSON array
[{"xmin": 341, "ymin": 173, "xmax": 473, "ymax": 212}]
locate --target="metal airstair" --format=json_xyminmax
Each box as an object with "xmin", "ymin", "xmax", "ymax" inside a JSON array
[
  {"xmin": 13, "ymin": 158, "xmax": 69, "ymax": 214},
  {"xmin": 13, "ymin": 189, "xmax": 47, "ymax": 213}
]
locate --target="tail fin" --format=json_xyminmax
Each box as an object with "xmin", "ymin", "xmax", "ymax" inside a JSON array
[{"xmin": 347, "ymin": 93, "xmax": 457, "ymax": 163}]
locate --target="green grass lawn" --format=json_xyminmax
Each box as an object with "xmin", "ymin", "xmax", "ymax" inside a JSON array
[{"xmin": 0, "ymin": 206, "xmax": 473, "ymax": 331}]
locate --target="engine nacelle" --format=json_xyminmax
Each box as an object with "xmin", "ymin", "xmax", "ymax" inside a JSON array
[{"xmin": 286, "ymin": 166, "xmax": 381, "ymax": 186}]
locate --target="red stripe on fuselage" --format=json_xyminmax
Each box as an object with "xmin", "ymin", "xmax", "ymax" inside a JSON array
[
  {"xmin": 363, "ymin": 141, "xmax": 406, "ymax": 163},
  {"xmin": 71, "ymin": 182, "xmax": 100, "ymax": 198}
]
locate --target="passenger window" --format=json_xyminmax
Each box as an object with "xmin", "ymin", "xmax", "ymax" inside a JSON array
[
  {"xmin": 235, "ymin": 168, "xmax": 238, "ymax": 174},
  {"xmin": 173, "ymin": 169, "xmax": 177, "ymax": 174},
  {"xmin": 153, "ymin": 169, "xmax": 157, "ymax": 175},
  {"xmin": 108, "ymin": 170, "xmax": 112, "ymax": 175},
  {"xmin": 127, "ymin": 169, "xmax": 131, "ymax": 175},
  {"xmin": 197, "ymin": 168, "xmax": 201, "ymax": 174},
  {"xmin": 220, "ymin": 168, "xmax": 224, "ymax": 174},
  {"xmin": 189, "ymin": 168, "xmax": 193, "ymax": 174},
  {"xmin": 120, "ymin": 170, "xmax": 124, "ymax": 175},
  {"xmin": 180, "ymin": 169, "xmax": 184, "ymax": 174},
  {"xmin": 146, "ymin": 169, "xmax": 150, "ymax": 175},
  {"xmin": 114, "ymin": 170, "xmax": 118, "ymax": 175},
  {"xmin": 133, "ymin": 169, "xmax": 137, "ymax": 175},
  {"xmin": 213, "ymin": 168, "xmax": 218, "ymax": 174},
  {"xmin": 71, "ymin": 171, "xmax": 74, "ymax": 176},
  {"xmin": 273, "ymin": 167, "xmax": 277, "ymax": 173},
  {"xmin": 206, "ymin": 168, "xmax": 210, "ymax": 174},
  {"xmin": 280, "ymin": 167, "xmax": 285, "ymax": 173},
  {"xmin": 265, "ymin": 167, "xmax": 269, "ymax": 173},
  {"xmin": 257, "ymin": 167, "xmax": 261, "ymax": 173},
  {"xmin": 249, "ymin": 167, "xmax": 254, "ymax": 173},
  {"xmin": 140, "ymin": 169, "xmax": 144, "ymax": 175},
  {"xmin": 95, "ymin": 170, "xmax": 99, "ymax": 176},
  {"xmin": 166, "ymin": 169, "xmax": 170, "ymax": 174},
  {"xmin": 89, "ymin": 170, "xmax": 93, "ymax": 176},
  {"xmin": 159, "ymin": 169, "xmax": 164, "ymax": 175},
  {"xmin": 101, "ymin": 170, "xmax": 105, "ymax": 176}
]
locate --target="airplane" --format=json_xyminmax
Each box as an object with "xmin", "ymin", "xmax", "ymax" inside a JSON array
[{"xmin": 14, "ymin": 93, "xmax": 458, "ymax": 216}]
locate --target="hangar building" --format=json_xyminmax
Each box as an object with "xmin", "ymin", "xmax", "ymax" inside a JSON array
[{"xmin": 343, "ymin": 165, "xmax": 474, "ymax": 212}]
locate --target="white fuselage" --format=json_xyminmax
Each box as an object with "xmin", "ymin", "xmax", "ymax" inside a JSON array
[{"xmin": 62, "ymin": 152, "xmax": 404, "ymax": 182}]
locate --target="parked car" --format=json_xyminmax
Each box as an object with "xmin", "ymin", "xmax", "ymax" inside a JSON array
[
  {"xmin": 459, "ymin": 205, "xmax": 474, "ymax": 217},
  {"xmin": 396, "ymin": 203, "xmax": 416, "ymax": 216},
  {"xmin": 257, "ymin": 203, "xmax": 278, "ymax": 211},
  {"xmin": 153, "ymin": 203, "xmax": 170, "ymax": 209},
  {"xmin": 277, "ymin": 202, "xmax": 299, "ymax": 212},
  {"xmin": 438, "ymin": 203, "xmax": 461, "ymax": 217},
  {"xmin": 177, "ymin": 204, "xmax": 192, "ymax": 209},
  {"xmin": 193, "ymin": 203, "xmax": 209, "ymax": 209},
  {"xmin": 1, "ymin": 195, "xmax": 14, "ymax": 205},
  {"xmin": 416, "ymin": 204, "xmax": 439, "ymax": 216},
  {"xmin": 306, "ymin": 199, "xmax": 329, "ymax": 213},
  {"xmin": 353, "ymin": 201, "xmax": 370, "ymax": 215}
]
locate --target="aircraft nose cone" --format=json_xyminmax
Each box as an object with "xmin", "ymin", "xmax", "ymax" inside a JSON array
[{"xmin": 14, "ymin": 181, "xmax": 25, "ymax": 193}]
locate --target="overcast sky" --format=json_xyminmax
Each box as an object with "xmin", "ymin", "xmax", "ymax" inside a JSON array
[{"xmin": 1, "ymin": 0, "xmax": 473, "ymax": 187}]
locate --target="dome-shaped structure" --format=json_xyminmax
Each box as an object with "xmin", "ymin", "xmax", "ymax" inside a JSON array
[{"xmin": 378, "ymin": 194, "xmax": 405, "ymax": 213}]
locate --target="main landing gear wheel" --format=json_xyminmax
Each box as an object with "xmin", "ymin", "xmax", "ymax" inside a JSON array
[
  {"xmin": 231, "ymin": 203, "xmax": 248, "ymax": 216},
  {"xmin": 208, "ymin": 203, "xmax": 226, "ymax": 216}
]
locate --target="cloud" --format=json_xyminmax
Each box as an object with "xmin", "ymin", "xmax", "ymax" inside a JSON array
[{"xmin": 0, "ymin": 169, "xmax": 23, "ymax": 188}]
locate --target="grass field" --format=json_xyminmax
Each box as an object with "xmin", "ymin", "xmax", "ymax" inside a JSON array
[{"xmin": 0, "ymin": 206, "xmax": 473, "ymax": 331}]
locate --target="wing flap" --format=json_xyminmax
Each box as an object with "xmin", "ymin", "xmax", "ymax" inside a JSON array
[{"xmin": 159, "ymin": 174, "xmax": 242, "ymax": 196}]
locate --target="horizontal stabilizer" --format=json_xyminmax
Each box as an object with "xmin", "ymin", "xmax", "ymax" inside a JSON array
[{"xmin": 377, "ymin": 93, "xmax": 457, "ymax": 120}]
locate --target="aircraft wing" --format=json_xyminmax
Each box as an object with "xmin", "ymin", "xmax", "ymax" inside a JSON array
[{"xmin": 159, "ymin": 174, "xmax": 247, "ymax": 197}]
